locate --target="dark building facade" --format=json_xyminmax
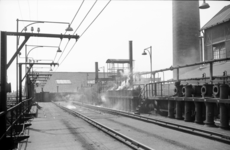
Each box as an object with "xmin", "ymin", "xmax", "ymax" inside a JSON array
[
  {"xmin": 35, "ymin": 72, "xmax": 106, "ymax": 93},
  {"xmin": 202, "ymin": 4, "xmax": 230, "ymax": 61},
  {"xmin": 179, "ymin": 4, "xmax": 230, "ymax": 79}
]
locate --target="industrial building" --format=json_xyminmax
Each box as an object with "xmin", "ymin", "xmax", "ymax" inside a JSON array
[{"xmin": 1, "ymin": 1, "xmax": 230, "ymax": 149}]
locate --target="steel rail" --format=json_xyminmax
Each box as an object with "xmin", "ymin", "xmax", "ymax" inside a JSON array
[
  {"xmin": 74, "ymin": 102, "xmax": 230, "ymax": 145},
  {"xmin": 54, "ymin": 103, "xmax": 154, "ymax": 150}
]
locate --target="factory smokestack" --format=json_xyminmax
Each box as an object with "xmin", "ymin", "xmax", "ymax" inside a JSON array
[
  {"xmin": 95, "ymin": 62, "xmax": 98, "ymax": 84},
  {"xmin": 129, "ymin": 41, "xmax": 133, "ymax": 86},
  {"xmin": 172, "ymin": 0, "xmax": 200, "ymax": 78}
]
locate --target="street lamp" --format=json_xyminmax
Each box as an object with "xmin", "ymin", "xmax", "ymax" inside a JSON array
[
  {"xmin": 24, "ymin": 45, "xmax": 60, "ymax": 94},
  {"xmin": 142, "ymin": 46, "xmax": 153, "ymax": 83},
  {"xmin": 199, "ymin": 0, "xmax": 210, "ymax": 9},
  {"xmin": 17, "ymin": 19, "xmax": 73, "ymax": 34},
  {"xmin": 15, "ymin": 19, "xmax": 72, "ymax": 103},
  {"xmin": 25, "ymin": 44, "xmax": 62, "ymax": 65}
]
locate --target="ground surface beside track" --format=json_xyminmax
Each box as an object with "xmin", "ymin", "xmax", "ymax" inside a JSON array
[
  {"xmin": 63, "ymin": 101, "xmax": 230, "ymax": 150},
  {"xmin": 20, "ymin": 102, "xmax": 132, "ymax": 150},
  {"xmin": 20, "ymin": 102, "xmax": 230, "ymax": 150}
]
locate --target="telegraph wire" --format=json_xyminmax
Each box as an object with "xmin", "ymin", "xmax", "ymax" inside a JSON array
[
  {"xmin": 59, "ymin": 42, "xmax": 77, "ymax": 66},
  {"xmin": 17, "ymin": 0, "xmax": 25, "ymax": 26},
  {"xmin": 80, "ymin": 0, "xmax": 111, "ymax": 37},
  {"xmin": 58, "ymin": 0, "xmax": 112, "ymax": 67},
  {"xmin": 70, "ymin": 0, "xmax": 85, "ymax": 25},
  {"xmin": 56, "ymin": 0, "xmax": 98, "ymax": 64},
  {"xmin": 73, "ymin": 0, "xmax": 98, "ymax": 35},
  {"xmin": 53, "ymin": 0, "xmax": 85, "ymax": 63},
  {"xmin": 27, "ymin": 0, "xmax": 31, "ymax": 20}
]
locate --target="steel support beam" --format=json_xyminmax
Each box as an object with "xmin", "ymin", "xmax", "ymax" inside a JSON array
[
  {"xmin": 6, "ymin": 32, "xmax": 79, "ymax": 39},
  {"xmin": 7, "ymin": 36, "xmax": 29, "ymax": 69},
  {"xmin": 0, "ymin": 32, "xmax": 7, "ymax": 143},
  {"xmin": 6, "ymin": 31, "xmax": 79, "ymax": 69},
  {"xmin": 21, "ymin": 64, "xmax": 34, "ymax": 82}
]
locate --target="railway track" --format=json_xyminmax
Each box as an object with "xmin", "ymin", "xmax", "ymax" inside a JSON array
[
  {"xmin": 72, "ymin": 102, "xmax": 230, "ymax": 145},
  {"xmin": 54, "ymin": 102, "xmax": 154, "ymax": 150}
]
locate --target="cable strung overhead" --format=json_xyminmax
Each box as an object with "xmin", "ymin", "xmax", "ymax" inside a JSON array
[
  {"xmin": 56, "ymin": 0, "xmax": 98, "ymax": 65},
  {"xmin": 73, "ymin": 0, "xmax": 98, "ymax": 35},
  {"xmin": 57, "ymin": 0, "xmax": 112, "ymax": 68},
  {"xmin": 53, "ymin": 0, "xmax": 85, "ymax": 62}
]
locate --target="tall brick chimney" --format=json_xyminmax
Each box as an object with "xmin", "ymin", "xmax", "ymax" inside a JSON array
[{"xmin": 172, "ymin": 0, "xmax": 200, "ymax": 78}]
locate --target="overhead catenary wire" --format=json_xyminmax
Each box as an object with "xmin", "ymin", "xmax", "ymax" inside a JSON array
[
  {"xmin": 80, "ymin": 0, "xmax": 111, "ymax": 37},
  {"xmin": 73, "ymin": 0, "xmax": 98, "ymax": 35},
  {"xmin": 70, "ymin": 0, "xmax": 85, "ymax": 25},
  {"xmin": 27, "ymin": 0, "xmax": 31, "ymax": 20},
  {"xmin": 57, "ymin": 0, "xmax": 112, "ymax": 68},
  {"xmin": 56, "ymin": 0, "xmax": 98, "ymax": 64},
  {"xmin": 17, "ymin": 0, "xmax": 25, "ymax": 27},
  {"xmin": 53, "ymin": 0, "xmax": 85, "ymax": 62}
]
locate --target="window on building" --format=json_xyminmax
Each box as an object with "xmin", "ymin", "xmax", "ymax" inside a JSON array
[
  {"xmin": 56, "ymin": 80, "xmax": 71, "ymax": 84},
  {"xmin": 213, "ymin": 42, "xmax": 226, "ymax": 59}
]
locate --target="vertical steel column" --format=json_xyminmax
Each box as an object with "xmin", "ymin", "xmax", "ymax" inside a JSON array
[
  {"xmin": 184, "ymin": 101, "xmax": 193, "ymax": 122},
  {"xmin": 176, "ymin": 68, "xmax": 179, "ymax": 81},
  {"xmin": 176, "ymin": 101, "xmax": 183, "ymax": 120},
  {"xmin": 205, "ymin": 102, "xmax": 215, "ymax": 126},
  {"xmin": 199, "ymin": 36, "xmax": 203, "ymax": 62},
  {"xmin": 219, "ymin": 83, "xmax": 229, "ymax": 129},
  {"xmin": 168, "ymin": 101, "xmax": 175, "ymax": 118},
  {"xmin": 19, "ymin": 64, "xmax": 22, "ymax": 121},
  {"xmin": 16, "ymin": 19, "xmax": 19, "ymax": 104},
  {"xmin": 153, "ymin": 73, "xmax": 157, "ymax": 96},
  {"xmin": 160, "ymin": 83, "xmax": 162, "ymax": 96},
  {"xmin": 219, "ymin": 103, "xmax": 229, "ymax": 129},
  {"xmin": 151, "ymin": 78, "xmax": 154, "ymax": 97},
  {"xmin": 195, "ymin": 102, "xmax": 203, "ymax": 124},
  {"xmin": 209, "ymin": 62, "xmax": 213, "ymax": 83},
  {"xmin": 0, "ymin": 32, "xmax": 7, "ymax": 142}
]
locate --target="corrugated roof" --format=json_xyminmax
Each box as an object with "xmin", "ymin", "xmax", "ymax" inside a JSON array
[
  {"xmin": 106, "ymin": 59, "xmax": 130, "ymax": 64},
  {"xmin": 201, "ymin": 4, "xmax": 230, "ymax": 30}
]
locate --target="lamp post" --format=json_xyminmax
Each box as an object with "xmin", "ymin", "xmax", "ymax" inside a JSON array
[
  {"xmin": 25, "ymin": 44, "xmax": 61, "ymax": 65},
  {"xmin": 142, "ymin": 46, "xmax": 153, "ymax": 83},
  {"xmin": 17, "ymin": 19, "xmax": 73, "ymax": 34},
  {"xmin": 25, "ymin": 45, "xmax": 61, "ymax": 75},
  {"xmin": 199, "ymin": 0, "xmax": 210, "ymax": 9},
  {"xmin": 16, "ymin": 19, "xmax": 73, "ymax": 103},
  {"xmin": 24, "ymin": 45, "xmax": 61, "ymax": 98}
]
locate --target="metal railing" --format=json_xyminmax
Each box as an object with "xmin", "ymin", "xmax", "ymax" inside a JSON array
[
  {"xmin": 141, "ymin": 57, "xmax": 230, "ymax": 99},
  {"xmin": 0, "ymin": 98, "xmax": 33, "ymax": 141}
]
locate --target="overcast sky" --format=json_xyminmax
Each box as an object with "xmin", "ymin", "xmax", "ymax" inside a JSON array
[{"xmin": 0, "ymin": 0, "xmax": 230, "ymax": 91}]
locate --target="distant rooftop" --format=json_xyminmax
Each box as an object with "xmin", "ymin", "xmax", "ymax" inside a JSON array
[
  {"xmin": 201, "ymin": 4, "xmax": 230, "ymax": 30},
  {"xmin": 106, "ymin": 59, "xmax": 130, "ymax": 64}
]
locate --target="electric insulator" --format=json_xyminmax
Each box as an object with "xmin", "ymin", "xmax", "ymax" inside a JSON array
[{"xmin": 37, "ymin": 27, "xmax": 40, "ymax": 33}]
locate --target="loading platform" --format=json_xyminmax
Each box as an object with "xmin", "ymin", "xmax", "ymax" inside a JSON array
[{"xmin": 19, "ymin": 102, "xmax": 130, "ymax": 150}]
